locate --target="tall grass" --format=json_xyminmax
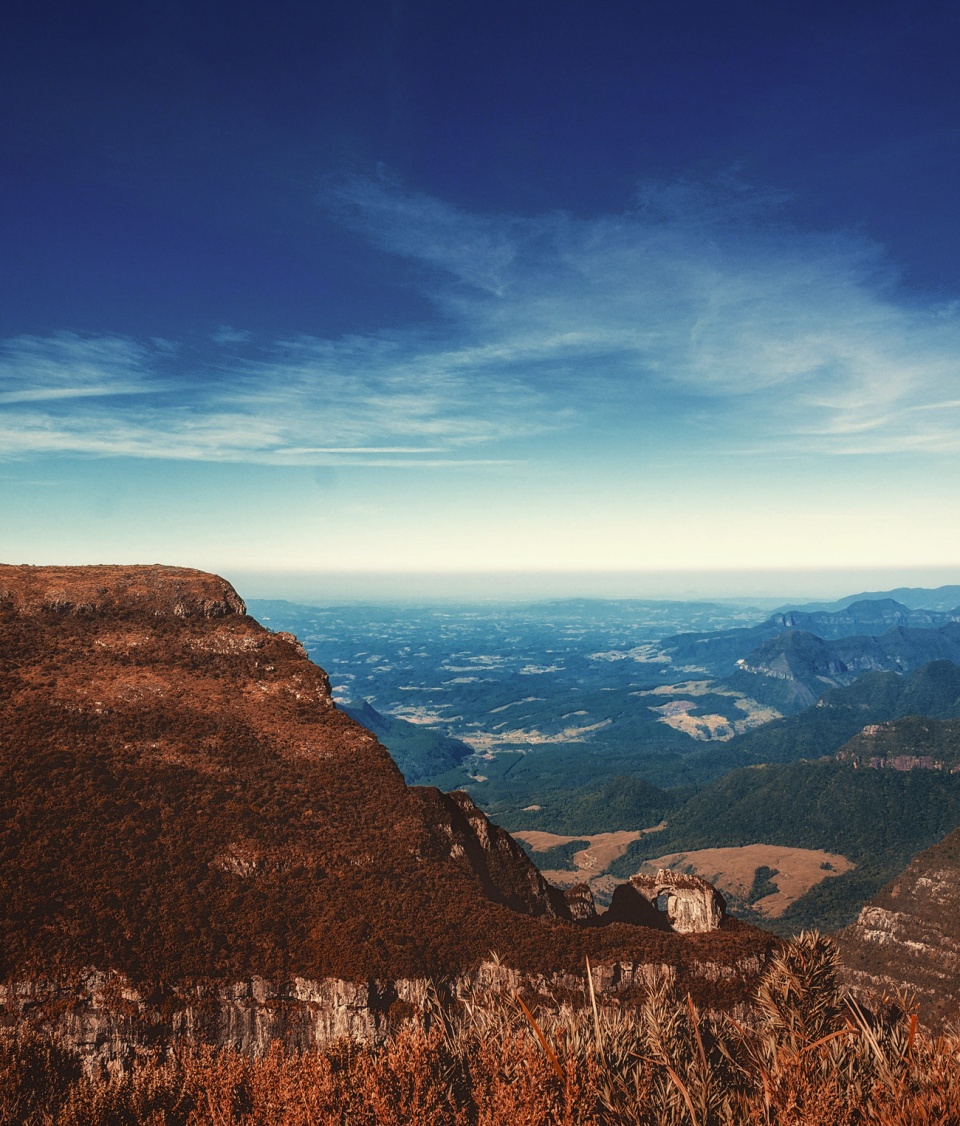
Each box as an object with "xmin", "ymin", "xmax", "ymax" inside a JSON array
[{"xmin": 2, "ymin": 934, "xmax": 958, "ymax": 1125}]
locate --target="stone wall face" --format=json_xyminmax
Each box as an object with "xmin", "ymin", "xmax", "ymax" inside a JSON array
[
  {"xmin": 0, "ymin": 952, "xmax": 768, "ymax": 1066},
  {"xmin": 838, "ymin": 828, "xmax": 960, "ymax": 1028}
]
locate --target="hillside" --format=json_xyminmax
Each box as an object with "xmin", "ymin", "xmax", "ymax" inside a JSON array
[
  {"xmin": 606, "ymin": 759, "xmax": 960, "ymax": 933},
  {"xmin": 686, "ymin": 660, "xmax": 960, "ymax": 781},
  {"xmin": 727, "ymin": 623, "xmax": 960, "ymax": 710},
  {"xmin": 339, "ymin": 699, "xmax": 474, "ymax": 782},
  {"xmin": 658, "ymin": 599, "xmax": 960, "ymax": 683},
  {"xmin": 0, "ymin": 564, "xmax": 772, "ymax": 1057}
]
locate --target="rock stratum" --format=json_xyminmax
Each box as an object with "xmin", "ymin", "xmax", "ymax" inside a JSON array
[
  {"xmin": 0, "ymin": 565, "xmax": 771, "ymax": 1059},
  {"xmin": 839, "ymin": 826, "xmax": 960, "ymax": 1028}
]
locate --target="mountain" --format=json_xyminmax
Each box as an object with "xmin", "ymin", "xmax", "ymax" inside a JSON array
[
  {"xmin": 782, "ymin": 585, "xmax": 960, "ymax": 614},
  {"xmin": 659, "ymin": 601, "xmax": 960, "ymax": 684},
  {"xmin": 839, "ymin": 826, "xmax": 960, "ymax": 1028},
  {"xmin": 727, "ymin": 623, "xmax": 960, "ymax": 710},
  {"xmin": 0, "ymin": 564, "xmax": 770, "ymax": 1059},
  {"xmin": 836, "ymin": 714, "xmax": 960, "ymax": 773},
  {"xmin": 686, "ymin": 661, "xmax": 960, "ymax": 780}
]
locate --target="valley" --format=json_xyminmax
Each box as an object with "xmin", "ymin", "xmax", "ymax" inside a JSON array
[{"xmin": 249, "ymin": 587, "xmax": 960, "ymax": 934}]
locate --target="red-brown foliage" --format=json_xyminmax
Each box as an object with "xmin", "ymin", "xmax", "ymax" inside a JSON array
[{"xmin": 0, "ymin": 564, "xmax": 771, "ymax": 1002}]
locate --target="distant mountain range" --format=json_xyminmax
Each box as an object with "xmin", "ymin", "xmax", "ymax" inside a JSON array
[
  {"xmin": 692, "ymin": 660, "xmax": 960, "ymax": 778},
  {"xmin": 782, "ymin": 585, "xmax": 960, "ymax": 614},
  {"xmin": 660, "ymin": 599, "xmax": 960, "ymax": 678},
  {"xmin": 726, "ymin": 620, "xmax": 960, "ymax": 710}
]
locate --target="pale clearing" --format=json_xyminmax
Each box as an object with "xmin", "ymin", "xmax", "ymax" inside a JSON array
[
  {"xmin": 634, "ymin": 681, "xmax": 782, "ymax": 741},
  {"xmin": 512, "ymin": 826, "xmax": 667, "ymax": 903},
  {"xmin": 640, "ymin": 845, "xmax": 855, "ymax": 918}
]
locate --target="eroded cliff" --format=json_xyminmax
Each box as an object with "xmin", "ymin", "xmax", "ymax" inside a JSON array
[{"xmin": 838, "ymin": 827, "xmax": 960, "ymax": 1028}]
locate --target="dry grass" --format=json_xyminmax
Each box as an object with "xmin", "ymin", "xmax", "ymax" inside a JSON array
[
  {"xmin": 643, "ymin": 845, "xmax": 855, "ymax": 917},
  {"xmin": 513, "ymin": 830, "xmax": 649, "ymax": 871},
  {"xmin": 514, "ymin": 828, "xmax": 665, "ymax": 902},
  {"xmin": 2, "ymin": 934, "xmax": 959, "ymax": 1124}
]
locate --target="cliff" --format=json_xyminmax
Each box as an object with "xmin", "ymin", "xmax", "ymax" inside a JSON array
[
  {"xmin": 838, "ymin": 826, "xmax": 960, "ymax": 1028},
  {"xmin": 0, "ymin": 564, "xmax": 772, "ymax": 1057}
]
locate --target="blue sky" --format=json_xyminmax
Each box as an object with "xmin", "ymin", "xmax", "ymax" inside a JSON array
[{"xmin": 2, "ymin": 1, "xmax": 960, "ymax": 598}]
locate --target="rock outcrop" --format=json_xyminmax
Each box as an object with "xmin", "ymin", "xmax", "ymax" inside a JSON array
[
  {"xmin": 415, "ymin": 788, "xmax": 570, "ymax": 918},
  {"xmin": 0, "ymin": 564, "xmax": 772, "ymax": 1059},
  {"xmin": 0, "ymin": 563, "xmax": 246, "ymax": 619},
  {"xmin": 838, "ymin": 827, "xmax": 960, "ymax": 1028},
  {"xmin": 563, "ymin": 883, "xmax": 599, "ymax": 922},
  {"xmin": 629, "ymin": 870, "xmax": 727, "ymax": 934}
]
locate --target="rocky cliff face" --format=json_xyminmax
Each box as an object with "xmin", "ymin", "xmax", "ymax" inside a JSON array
[
  {"xmin": 632, "ymin": 870, "xmax": 727, "ymax": 934},
  {"xmin": 838, "ymin": 827, "xmax": 960, "ymax": 1028},
  {"xmin": 0, "ymin": 564, "xmax": 772, "ymax": 1059}
]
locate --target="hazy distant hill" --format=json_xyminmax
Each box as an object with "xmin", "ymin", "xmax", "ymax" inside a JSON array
[
  {"xmin": 725, "ymin": 622, "xmax": 960, "ymax": 711},
  {"xmin": 783, "ymin": 585, "xmax": 960, "ymax": 614},
  {"xmin": 659, "ymin": 600, "xmax": 960, "ymax": 682}
]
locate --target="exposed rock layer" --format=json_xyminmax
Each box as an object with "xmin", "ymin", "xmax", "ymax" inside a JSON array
[
  {"xmin": 838, "ymin": 827, "xmax": 960, "ymax": 1028},
  {"xmin": 631, "ymin": 870, "xmax": 727, "ymax": 934}
]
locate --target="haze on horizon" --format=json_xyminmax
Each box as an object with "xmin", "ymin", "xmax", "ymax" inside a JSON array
[
  {"xmin": 1, "ymin": 2, "xmax": 959, "ymax": 583},
  {"xmin": 227, "ymin": 566, "xmax": 960, "ymax": 607}
]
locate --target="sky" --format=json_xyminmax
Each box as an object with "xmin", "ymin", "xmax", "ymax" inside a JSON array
[{"xmin": 2, "ymin": 0, "xmax": 960, "ymax": 601}]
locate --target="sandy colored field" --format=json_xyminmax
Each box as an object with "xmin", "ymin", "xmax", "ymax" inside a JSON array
[
  {"xmin": 641, "ymin": 845, "xmax": 855, "ymax": 918},
  {"xmin": 513, "ymin": 829, "xmax": 646, "ymax": 868},
  {"xmin": 512, "ymin": 827, "xmax": 666, "ymax": 903}
]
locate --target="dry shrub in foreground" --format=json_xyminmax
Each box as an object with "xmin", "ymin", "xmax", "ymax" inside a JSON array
[{"xmin": 2, "ymin": 933, "xmax": 960, "ymax": 1125}]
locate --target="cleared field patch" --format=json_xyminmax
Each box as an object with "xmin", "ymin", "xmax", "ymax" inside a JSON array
[
  {"xmin": 513, "ymin": 826, "xmax": 666, "ymax": 904},
  {"xmin": 637, "ymin": 682, "xmax": 781, "ymax": 741},
  {"xmin": 514, "ymin": 828, "xmax": 646, "ymax": 869},
  {"xmin": 640, "ymin": 844, "xmax": 855, "ymax": 918}
]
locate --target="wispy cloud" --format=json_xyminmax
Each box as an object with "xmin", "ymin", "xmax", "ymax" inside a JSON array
[
  {"xmin": 0, "ymin": 328, "xmax": 549, "ymax": 463},
  {"xmin": 326, "ymin": 175, "xmax": 960, "ymax": 457},
  {"xmin": 3, "ymin": 179, "xmax": 960, "ymax": 464}
]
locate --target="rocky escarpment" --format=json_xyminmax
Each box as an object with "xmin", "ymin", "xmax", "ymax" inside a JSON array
[
  {"xmin": 0, "ymin": 949, "xmax": 771, "ymax": 1065},
  {"xmin": 414, "ymin": 788, "xmax": 570, "ymax": 918},
  {"xmin": 838, "ymin": 827, "xmax": 960, "ymax": 1028},
  {"xmin": 0, "ymin": 563, "xmax": 246, "ymax": 619},
  {"xmin": 0, "ymin": 564, "xmax": 772, "ymax": 1059}
]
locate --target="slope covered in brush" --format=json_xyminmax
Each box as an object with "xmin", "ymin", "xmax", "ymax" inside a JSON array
[{"xmin": 0, "ymin": 564, "xmax": 768, "ymax": 995}]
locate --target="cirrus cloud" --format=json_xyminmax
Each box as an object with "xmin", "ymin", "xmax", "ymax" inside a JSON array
[{"xmin": 2, "ymin": 178, "xmax": 960, "ymax": 465}]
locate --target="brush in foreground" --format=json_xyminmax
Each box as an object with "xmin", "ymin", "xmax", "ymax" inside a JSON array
[{"xmin": 2, "ymin": 933, "xmax": 958, "ymax": 1125}]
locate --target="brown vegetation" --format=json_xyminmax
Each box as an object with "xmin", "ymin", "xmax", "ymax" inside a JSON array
[
  {"xmin": 0, "ymin": 565, "xmax": 770, "ymax": 1008},
  {"xmin": 1, "ymin": 934, "xmax": 957, "ymax": 1125}
]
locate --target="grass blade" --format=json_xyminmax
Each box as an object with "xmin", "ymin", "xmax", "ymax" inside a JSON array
[{"xmin": 516, "ymin": 994, "xmax": 565, "ymax": 1082}]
